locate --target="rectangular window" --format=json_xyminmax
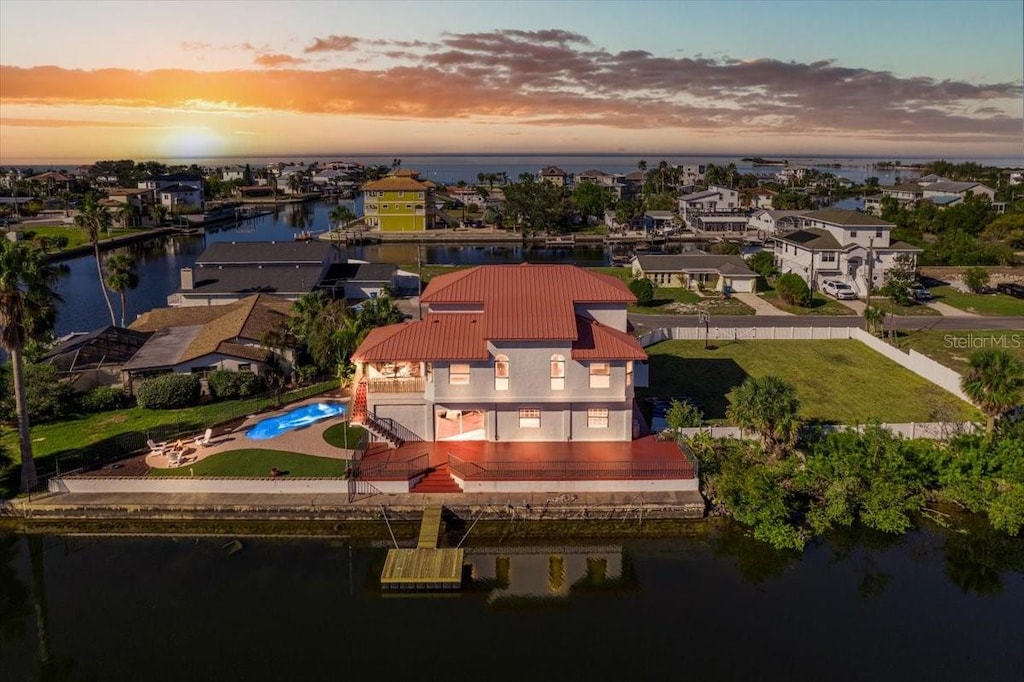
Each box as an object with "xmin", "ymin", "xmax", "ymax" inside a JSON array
[
  {"xmin": 821, "ymin": 252, "xmax": 836, "ymax": 263},
  {"xmin": 450, "ymin": 363, "xmax": 470, "ymax": 385},
  {"xmin": 850, "ymin": 230, "xmax": 858, "ymax": 238},
  {"xmin": 550, "ymin": 357, "xmax": 565, "ymax": 391},
  {"xmin": 382, "ymin": 204, "xmax": 389, "ymax": 210},
  {"xmin": 590, "ymin": 362, "xmax": 611, "ymax": 389},
  {"xmin": 406, "ymin": 204, "xmax": 412, "ymax": 210},
  {"xmin": 398, "ymin": 191, "xmax": 404, "ymax": 197},
  {"xmin": 588, "ymin": 408, "xmax": 609, "ymax": 429},
  {"xmin": 238, "ymin": 363, "xmax": 252, "ymax": 372},
  {"xmin": 875, "ymin": 229, "xmax": 883, "ymax": 238},
  {"xmin": 519, "ymin": 408, "xmax": 540, "ymax": 429},
  {"xmin": 425, "ymin": 362, "xmax": 432, "ymax": 383},
  {"xmin": 495, "ymin": 358, "xmax": 509, "ymax": 391}
]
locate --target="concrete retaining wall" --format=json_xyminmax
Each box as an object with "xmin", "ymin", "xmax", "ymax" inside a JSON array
[
  {"xmin": 451, "ymin": 476, "xmax": 699, "ymax": 493},
  {"xmin": 51, "ymin": 477, "xmax": 411, "ymax": 495}
]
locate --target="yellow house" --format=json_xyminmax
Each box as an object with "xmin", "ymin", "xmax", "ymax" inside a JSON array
[{"xmin": 361, "ymin": 172, "xmax": 436, "ymax": 232}]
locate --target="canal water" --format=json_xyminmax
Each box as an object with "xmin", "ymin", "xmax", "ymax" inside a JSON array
[
  {"xmin": 52, "ymin": 200, "xmax": 621, "ymax": 336},
  {"xmin": 0, "ymin": 522, "xmax": 1020, "ymax": 681}
]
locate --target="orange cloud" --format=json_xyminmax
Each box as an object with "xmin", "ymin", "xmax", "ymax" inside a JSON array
[
  {"xmin": 0, "ymin": 117, "xmax": 156, "ymax": 128},
  {"xmin": 254, "ymin": 53, "xmax": 308, "ymax": 67},
  {"xmin": 304, "ymin": 34, "xmax": 359, "ymax": 53}
]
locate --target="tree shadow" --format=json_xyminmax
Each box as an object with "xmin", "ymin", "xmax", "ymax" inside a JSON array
[{"xmin": 643, "ymin": 354, "xmax": 748, "ymax": 420}]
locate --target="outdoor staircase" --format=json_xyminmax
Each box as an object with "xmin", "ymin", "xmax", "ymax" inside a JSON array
[
  {"xmin": 410, "ymin": 464, "xmax": 463, "ymax": 494},
  {"xmin": 351, "ymin": 380, "xmax": 367, "ymax": 424}
]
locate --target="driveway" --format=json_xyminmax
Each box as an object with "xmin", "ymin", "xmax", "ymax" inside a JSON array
[
  {"xmin": 925, "ymin": 301, "xmax": 979, "ymax": 317},
  {"xmin": 732, "ymin": 292, "xmax": 793, "ymax": 316}
]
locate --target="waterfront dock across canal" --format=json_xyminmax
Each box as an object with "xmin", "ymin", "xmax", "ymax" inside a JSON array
[{"xmin": 381, "ymin": 504, "xmax": 464, "ymax": 591}]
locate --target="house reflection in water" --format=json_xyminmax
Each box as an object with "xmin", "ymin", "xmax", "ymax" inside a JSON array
[{"xmin": 466, "ymin": 546, "xmax": 630, "ymax": 603}]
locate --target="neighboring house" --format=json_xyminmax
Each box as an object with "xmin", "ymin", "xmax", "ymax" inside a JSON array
[
  {"xmin": 362, "ymin": 172, "xmax": 438, "ymax": 231},
  {"xmin": 747, "ymin": 209, "xmax": 810, "ymax": 235},
  {"xmin": 865, "ymin": 179, "xmax": 1001, "ymax": 215},
  {"xmin": 170, "ymin": 241, "xmax": 345, "ymax": 307},
  {"xmin": 573, "ymin": 169, "xmax": 625, "ymax": 198},
  {"xmin": 40, "ymin": 326, "xmax": 152, "ymax": 392},
  {"xmin": 641, "ymin": 211, "xmax": 677, "ymax": 232},
  {"xmin": 158, "ymin": 183, "xmax": 203, "ymax": 210},
  {"xmin": 921, "ymin": 180, "xmax": 998, "ymax": 202},
  {"xmin": 105, "ymin": 187, "xmax": 156, "ymax": 211},
  {"xmin": 138, "ymin": 172, "xmax": 204, "ymax": 208},
  {"xmin": 742, "ymin": 187, "xmax": 777, "ymax": 209},
  {"xmin": 630, "ymin": 254, "xmax": 757, "ymax": 293},
  {"xmin": 678, "ymin": 165, "xmax": 706, "ymax": 185},
  {"xmin": 221, "ymin": 166, "xmax": 247, "ymax": 182},
  {"xmin": 350, "ymin": 264, "xmax": 652, "ymax": 444},
  {"xmin": 539, "ymin": 166, "xmax": 568, "ymax": 186},
  {"xmin": 335, "ymin": 262, "xmax": 399, "ymax": 300},
  {"xmin": 677, "ymin": 185, "xmax": 740, "ymax": 226},
  {"xmin": 124, "ymin": 294, "xmax": 296, "ymax": 392},
  {"xmin": 773, "ymin": 208, "xmax": 921, "ymax": 296}
]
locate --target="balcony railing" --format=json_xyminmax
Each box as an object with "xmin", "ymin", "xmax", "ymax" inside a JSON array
[
  {"xmin": 353, "ymin": 453, "xmax": 430, "ymax": 481},
  {"xmin": 366, "ymin": 377, "xmax": 425, "ymax": 393},
  {"xmin": 447, "ymin": 453, "xmax": 697, "ymax": 480}
]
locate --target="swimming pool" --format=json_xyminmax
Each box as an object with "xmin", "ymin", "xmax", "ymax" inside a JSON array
[{"xmin": 246, "ymin": 402, "xmax": 347, "ymax": 440}]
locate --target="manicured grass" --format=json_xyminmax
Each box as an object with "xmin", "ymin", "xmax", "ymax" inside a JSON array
[
  {"xmin": 875, "ymin": 298, "xmax": 941, "ymax": 316},
  {"xmin": 761, "ymin": 288, "xmax": 856, "ymax": 316},
  {"xmin": 399, "ymin": 263, "xmax": 473, "ymax": 284},
  {"xmin": 323, "ymin": 423, "xmax": 366, "ymax": 449},
  {"xmin": 639, "ymin": 339, "xmax": 978, "ymax": 424},
  {"xmin": 0, "ymin": 381, "xmax": 338, "ymax": 464},
  {"xmin": 895, "ymin": 330, "xmax": 1024, "ymax": 374},
  {"xmin": 930, "ymin": 286, "xmax": 1024, "ymax": 316},
  {"xmin": 588, "ymin": 266, "xmax": 632, "ymax": 284},
  {"xmin": 19, "ymin": 225, "xmax": 138, "ymax": 251},
  {"xmin": 148, "ymin": 449, "xmax": 346, "ymax": 477}
]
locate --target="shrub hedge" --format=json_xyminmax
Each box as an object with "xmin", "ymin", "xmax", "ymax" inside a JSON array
[
  {"xmin": 136, "ymin": 373, "xmax": 200, "ymax": 409},
  {"xmin": 80, "ymin": 386, "xmax": 125, "ymax": 413}
]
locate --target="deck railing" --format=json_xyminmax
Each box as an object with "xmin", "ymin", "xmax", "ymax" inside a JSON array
[
  {"xmin": 366, "ymin": 377, "xmax": 425, "ymax": 394},
  {"xmin": 447, "ymin": 453, "xmax": 697, "ymax": 480},
  {"xmin": 353, "ymin": 452, "xmax": 431, "ymax": 481}
]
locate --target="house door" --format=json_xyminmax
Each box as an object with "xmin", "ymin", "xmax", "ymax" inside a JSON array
[
  {"xmin": 435, "ymin": 409, "xmax": 486, "ymax": 441},
  {"xmin": 848, "ymin": 257, "xmax": 861, "ymax": 278}
]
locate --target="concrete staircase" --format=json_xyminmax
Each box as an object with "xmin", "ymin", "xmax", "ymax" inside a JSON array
[{"xmin": 410, "ymin": 464, "xmax": 463, "ymax": 494}]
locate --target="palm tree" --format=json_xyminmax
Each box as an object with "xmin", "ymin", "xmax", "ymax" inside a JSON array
[
  {"xmin": 0, "ymin": 239, "xmax": 61, "ymax": 491},
  {"xmin": 329, "ymin": 205, "xmax": 356, "ymax": 231},
  {"xmin": 287, "ymin": 172, "xmax": 304, "ymax": 196},
  {"xmin": 103, "ymin": 254, "xmax": 139, "ymax": 327},
  {"xmin": 117, "ymin": 203, "xmax": 137, "ymax": 229},
  {"xmin": 637, "ymin": 159, "xmax": 647, "ymax": 173},
  {"xmin": 148, "ymin": 203, "xmax": 167, "ymax": 226},
  {"xmin": 961, "ymin": 349, "xmax": 1023, "ymax": 437},
  {"xmin": 74, "ymin": 197, "xmax": 117, "ymax": 326},
  {"xmin": 727, "ymin": 375, "xmax": 802, "ymax": 458}
]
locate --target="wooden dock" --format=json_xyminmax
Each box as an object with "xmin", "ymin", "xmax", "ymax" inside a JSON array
[{"xmin": 381, "ymin": 504, "xmax": 464, "ymax": 591}]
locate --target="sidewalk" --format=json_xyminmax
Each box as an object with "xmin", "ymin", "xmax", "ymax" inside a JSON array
[
  {"xmin": 925, "ymin": 301, "xmax": 979, "ymax": 317},
  {"xmin": 732, "ymin": 292, "xmax": 794, "ymax": 316}
]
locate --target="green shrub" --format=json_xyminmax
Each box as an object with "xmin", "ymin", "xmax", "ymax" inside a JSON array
[
  {"xmin": 0, "ymin": 363, "xmax": 76, "ymax": 424},
  {"xmin": 747, "ymin": 251, "xmax": 777, "ymax": 278},
  {"xmin": 629, "ymin": 277, "xmax": 655, "ymax": 305},
  {"xmin": 136, "ymin": 373, "xmax": 200, "ymax": 409},
  {"xmin": 208, "ymin": 370, "xmax": 267, "ymax": 400},
  {"xmin": 776, "ymin": 273, "xmax": 811, "ymax": 306},
  {"xmin": 962, "ymin": 266, "xmax": 989, "ymax": 293},
  {"xmin": 80, "ymin": 386, "xmax": 125, "ymax": 413}
]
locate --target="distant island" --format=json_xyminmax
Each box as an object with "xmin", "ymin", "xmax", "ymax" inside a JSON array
[{"xmin": 742, "ymin": 157, "xmax": 789, "ymax": 166}]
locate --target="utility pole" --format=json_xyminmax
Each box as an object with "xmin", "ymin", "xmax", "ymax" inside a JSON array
[
  {"xmin": 417, "ymin": 245, "xmax": 423, "ymax": 321},
  {"xmin": 866, "ymin": 236, "xmax": 875, "ymax": 310}
]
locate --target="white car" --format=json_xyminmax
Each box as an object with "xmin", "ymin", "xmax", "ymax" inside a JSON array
[{"xmin": 822, "ymin": 280, "xmax": 857, "ymax": 300}]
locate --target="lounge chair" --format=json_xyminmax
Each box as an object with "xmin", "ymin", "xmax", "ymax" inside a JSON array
[
  {"xmin": 147, "ymin": 439, "xmax": 167, "ymax": 455},
  {"xmin": 195, "ymin": 428, "xmax": 214, "ymax": 447},
  {"xmin": 168, "ymin": 450, "xmax": 182, "ymax": 467}
]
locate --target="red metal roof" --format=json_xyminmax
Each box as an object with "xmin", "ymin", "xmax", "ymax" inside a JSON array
[
  {"xmin": 571, "ymin": 316, "xmax": 647, "ymax": 360},
  {"xmin": 422, "ymin": 264, "xmax": 635, "ymax": 340},
  {"xmin": 352, "ymin": 313, "xmax": 488, "ymax": 362}
]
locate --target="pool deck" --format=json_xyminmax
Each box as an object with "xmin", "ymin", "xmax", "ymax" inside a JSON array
[{"xmin": 145, "ymin": 395, "xmax": 355, "ymax": 470}]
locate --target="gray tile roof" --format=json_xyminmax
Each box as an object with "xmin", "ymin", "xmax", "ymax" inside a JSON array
[
  {"xmin": 185, "ymin": 264, "xmax": 325, "ymax": 295},
  {"xmin": 923, "ymin": 181, "xmax": 984, "ymax": 194},
  {"xmin": 633, "ymin": 254, "xmax": 755, "ymax": 277},
  {"xmin": 197, "ymin": 241, "xmax": 339, "ymax": 265},
  {"xmin": 802, "ymin": 208, "xmax": 893, "ymax": 227}
]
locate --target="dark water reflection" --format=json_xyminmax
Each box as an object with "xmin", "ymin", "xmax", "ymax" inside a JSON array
[{"xmin": 1, "ymin": 522, "xmax": 1021, "ymax": 682}]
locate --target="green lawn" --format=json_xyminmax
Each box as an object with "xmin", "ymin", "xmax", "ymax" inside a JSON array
[
  {"xmin": 0, "ymin": 381, "xmax": 338, "ymax": 464},
  {"xmin": 19, "ymin": 225, "xmax": 138, "ymax": 251},
  {"xmin": 148, "ymin": 449, "xmax": 346, "ymax": 477},
  {"xmin": 323, "ymin": 423, "xmax": 366, "ymax": 449},
  {"xmin": 639, "ymin": 339, "xmax": 978, "ymax": 424},
  {"xmin": 761, "ymin": 289, "xmax": 856, "ymax": 316},
  {"xmin": 399, "ymin": 263, "xmax": 473, "ymax": 284},
  {"xmin": 874, "ymin": 298, "xmax": 941, "ymax": 316},
  {"xmin": 930, "ymin": 286, "xmax": 1024, "ymax": 316},
  {"xmin": 895, "ymin": 330, "xmax": 1024, "ymax": 373}
]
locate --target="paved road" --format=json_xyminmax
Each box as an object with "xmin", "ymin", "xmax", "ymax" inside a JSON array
[{"xmin": 629, "ymin": 313, "xmax": 1024, "ymax": 331}]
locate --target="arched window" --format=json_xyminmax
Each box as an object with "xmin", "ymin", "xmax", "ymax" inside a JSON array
[
  {"xmin": 495, "ymin": 355, "xmax": 509, "ymax": 391},
  {"xmin": 550, "ymin": 354, "xmax": 565, "ymax": 391}
]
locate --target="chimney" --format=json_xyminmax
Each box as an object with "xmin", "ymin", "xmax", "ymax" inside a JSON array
[{"xmin": 181, "ymin": 267, "xmax": 194, "ymax": 290}]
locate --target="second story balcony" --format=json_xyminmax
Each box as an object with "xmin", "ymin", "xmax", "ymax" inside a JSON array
[{"xmin": 367, "ymin": 376, "xmax": 426, "ymax": 393}]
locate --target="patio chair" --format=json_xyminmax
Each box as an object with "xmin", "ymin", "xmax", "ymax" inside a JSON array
[
  {"xmin": 168, "ymin": 450, "xmax": 182, "ymax": 467},
  {"xmin": 147, "ymin": 439, "xmax": 167, "ymax": 456},
  {"xmin": 195, "ymin": 428, "xmax": 214, "ymax": 447}
]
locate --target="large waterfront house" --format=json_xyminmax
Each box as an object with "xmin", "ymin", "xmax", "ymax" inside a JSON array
[
  {"xmin": 773, "ymin": 208, "xmax": 921, "ymax": 296},
  {"xmin": 746, "ymin": 209, "xmax": 810, "ymax": 236},
  {"xmin": 678, "ymin": 185, "xmax": 747, "ymax": 232},
  {"xmin": 864, "ymin": 177, "xmax": 1002, "ymax": 215},
  {"xmin": 138, "ymin": 172, "xmax": 204, "ymax": 211},
  {"xmin": 350, "ymin": 264, "xmax": 696, "ymax": 493},
  {"xmin": 123, "ymin": 294, "xmax": 296, "ymax": 393},
  {"xmin": 168, "ymin": 241, "xmax": 397, "ymax": 307},
  {"xmin": 361, "ymin": 170, "xmax": 439, "ymax": 231},
  {"xmin": 630, "ymin": 254, "xmax": 757, "ymax": 293}
]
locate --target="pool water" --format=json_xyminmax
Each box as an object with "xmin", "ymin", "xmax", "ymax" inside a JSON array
[{"xmin": 246, "ymin": 402, "xmax": 346, "ymax": 440}]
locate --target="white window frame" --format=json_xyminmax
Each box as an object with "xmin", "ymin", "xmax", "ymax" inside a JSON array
[
  {"xmin": 494, "ymin": 355, "xmax": 509, "ymax": 391},
  {"xmin": 589, "ymin": 362, "xmax": 611, "ymax": 389},
  {"xmin": 550, "ymin": 355, "xmax": 565, "ymax": 391},
  {"xmin": 587, "ymin": 408, "xmax": 609, "ymax": 429},
  {"xmin": 450, "ymin": 363, "xmax": 470, "ymax": 385},
  {"xmin": 519, "ymin": 408, "xmax": 540, "ymax": 429}
]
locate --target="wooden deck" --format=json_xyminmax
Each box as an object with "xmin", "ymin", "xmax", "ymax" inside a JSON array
[{"xmin": 382, "ymin": 504, "xmax": 464, "ymax": 591}]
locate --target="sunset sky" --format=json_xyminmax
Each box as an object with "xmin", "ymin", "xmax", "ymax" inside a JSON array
[{"xmin": 1, "ymin": 0, "xmax": 1022, "ymax": 163}]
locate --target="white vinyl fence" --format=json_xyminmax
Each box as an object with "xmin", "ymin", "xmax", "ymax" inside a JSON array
[{"xmin": 673, "ymin": 421, "xmax": 977, "ymax": 441}]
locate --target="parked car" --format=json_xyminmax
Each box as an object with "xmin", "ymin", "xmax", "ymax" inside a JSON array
[
  {"xmin": 822, "ymin": 279, "xmax": 857, "ymax": 300},
  {"xmin": 995, "ymin": 282, "xmax": 1024, "ymax": 299},
  {"xmin": 911, "ymin": 284, "xmax": 933, "ymax": 301}
]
